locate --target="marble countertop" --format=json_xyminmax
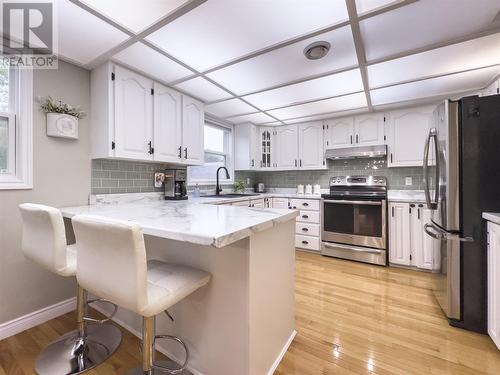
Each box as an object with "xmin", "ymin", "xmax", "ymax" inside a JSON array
[
  {"xmin": 61, "ymin": 195, "xmax": 298, "ymax": 248},
  {"xmin": 483, "ymin": 212, "xmax": 500, "ymax": 225},
  {"xmin": 387, "ymin": 190, "xmax": 427, "ymax": 203}
]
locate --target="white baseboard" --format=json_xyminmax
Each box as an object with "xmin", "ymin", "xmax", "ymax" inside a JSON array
[
  {"xmin": 0, "ymin": 297, "xmax": 76, "ymax": 341},
  {"xmin": 267, "ymin": 330, "xmax": 297, "ymax": 375}
]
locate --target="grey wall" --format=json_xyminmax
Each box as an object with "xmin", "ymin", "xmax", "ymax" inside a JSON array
[
  {"xmin": 234, "ymin": 158, "xmax": 424, "ymax": 190},
  {"xmin": 0, "ymin": 61, "xmax": 90, "ymax": 324}
]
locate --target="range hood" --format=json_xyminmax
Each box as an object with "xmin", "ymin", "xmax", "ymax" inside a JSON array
[{"xmin": 325, "ymin": 144, "xmax": 387, "ymax": 160}]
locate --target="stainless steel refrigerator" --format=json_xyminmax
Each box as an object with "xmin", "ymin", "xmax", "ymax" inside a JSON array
[{"xmin": 423, "ymin": 94, "xmax": 500, "ymax": 333}]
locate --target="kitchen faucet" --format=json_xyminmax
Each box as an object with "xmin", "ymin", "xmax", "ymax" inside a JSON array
[{"xmin": 216, "ymin": 167, "xmax": 230, "ymax": 195}]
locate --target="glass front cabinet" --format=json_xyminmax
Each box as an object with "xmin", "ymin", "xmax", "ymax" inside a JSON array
[{"xmin": 259, "ymin": 128, "xmax": 275, "ymax": 168}]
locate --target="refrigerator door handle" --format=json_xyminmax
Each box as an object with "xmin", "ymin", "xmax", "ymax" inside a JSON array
[
  {"xmin": 423, "ymin": 127, "xmax": 439, "ymax": 209},
  {"xmin": 424, "ymin": 222, "xmax": 474, "ymax": 242}
]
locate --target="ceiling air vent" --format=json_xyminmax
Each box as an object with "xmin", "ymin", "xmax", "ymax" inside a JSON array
[{"xmin": 303, "ymin": 41, "xmax": 331, "ymax": 60}]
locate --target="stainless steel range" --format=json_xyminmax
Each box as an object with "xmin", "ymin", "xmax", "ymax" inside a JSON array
[{"xmin": 321, "ymin": 176, "xmax": 387, "ymax": 266}]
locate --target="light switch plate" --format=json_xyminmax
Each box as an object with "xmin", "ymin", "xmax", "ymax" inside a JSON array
[{"xmin": 405, "ymin": 177, "xmax": 412, "ymax": 186}]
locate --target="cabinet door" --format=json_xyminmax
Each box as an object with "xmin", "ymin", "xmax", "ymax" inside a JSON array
[
  {"xmin": 234, "ymin": 123, "xmax": 258, "ymax": 170},
  {"xmin": 389, "ymin": 202, "xmax": 411, "ymax": 265},
  {"xmin": 354, "ymin": 113, "xmax": 385, "ymax": 146},
  {"xmin": 409, "ymin": 204, "xmax": 421, "ymax": 267},
  {"xmin": 182, "ymin": 95, "xmax": 204, "ymax": 165},
  {"xmin": 418, "ymin": 206, "xmax": 440, "ymax": 270},
  {"xmin": 272, "ymin": 198, "xmax": 289, "ymax": 209},
  {"xmin": 259, "ymin": 128, "xmax": 275, "ymax": 168},
  {"xmin": 250, "ymin": 198, "xmax": 265, "ymax": 208},
  {"xmin": 275, "ymin": 125, "xmax": 298, "ymax": 169},
  {"xmin": 114, "ymin": 65, "xmax": 153, "ymax": 160},
  {"xmin": 298, "ymin": 122, "xmax": 324, "ymax": 169},
  {"xmin": 387, "ymin": 106, "xmax": 433, "ymax": 167},
  {"xmin": 325, "ymin": 117, "xmax": 354, "ymax": 149},
  {"xmin": 488, "ymin": 222, "xmax": 500, "ymax": 349},
  {"xmin": 153, "ymin": 83, "xmax": 182, "ymax": 163}
]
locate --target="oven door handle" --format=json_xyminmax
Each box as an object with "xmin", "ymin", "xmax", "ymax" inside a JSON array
[
  {"xmin": 322, "ymin": 242, "xmax": 384, "ymax": 254},
  {"xmin": 322, "ymin": 199, "xmax": 382, "ymax": 206}
]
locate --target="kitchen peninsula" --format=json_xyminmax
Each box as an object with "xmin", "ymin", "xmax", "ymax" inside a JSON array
[{"xmin": 60, "ymin": 194, "xmax": 298, "ymax": 375}]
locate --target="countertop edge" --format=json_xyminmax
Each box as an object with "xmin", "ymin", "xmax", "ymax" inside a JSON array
[{"xmin": 483, "ymin": 212, "xmax": 500, "ymax": 225}]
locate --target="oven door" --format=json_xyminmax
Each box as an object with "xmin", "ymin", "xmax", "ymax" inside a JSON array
[{"xmin": 322, "ymin": 198, "xmax": 386, "ymax": 249}]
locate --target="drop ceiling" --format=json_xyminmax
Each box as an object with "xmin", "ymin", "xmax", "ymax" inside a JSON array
[{"xmin": 57, "ymin": 0, "xmax": 500, "ymax": 125}]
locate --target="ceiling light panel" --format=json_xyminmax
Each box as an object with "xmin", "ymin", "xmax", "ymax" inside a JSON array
[
  {"xmin": 355, "ymin": 0, "xmax": 399, "ymax": 15},
  {"xmin": 367, "ymin": 33, "xmax": 500, "ymax": 88},
  {"xmin": 226, "ymin": 112, "xmax": 275, "ymax": 125},
  {"xmin": 267, "ymin": 92, "xmax": 368, "ymax": 120},
  {"xmin": 243, "ymin": 69, "xmax": 364, "ymax": 110},
  {"xmin": 78, "ymin": 0, "xmax": 191, "ymax": 33},
  {"xmin": 112, "ymin": 42, "xmax": 193, "ymax": 83},
  {"xmin": 370, "ymin": 66, "xmax": 500, "ymax": 105},
  {"xmin": 360, "ymin": 0, "xmax": 500, "ymax": 61},
  {"xmin": 206, "ymin": 26, "xmax": 357, "ymax": 95},
  {"xmin": 58, "ymin": 0, "xmax": 129, "ymax": 65},
  {"xmin": 146, "ymin": 0, "xmax": 349, "ymax": 72},
  {"xmin": 174, "ymin": 77, "xmax": 232, "ymax": 102},
  {"xmin": 205, "ymin": 98, "xmax": 257, "ymax": 118}
]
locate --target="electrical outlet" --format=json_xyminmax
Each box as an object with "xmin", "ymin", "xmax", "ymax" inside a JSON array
[
  {"xmin": 405, "ymin": 177, "xmax": 412, "ymax": 186},
  {"xmin": 246, "ymin": 178, "xmax": 250, "ymax": 185}
]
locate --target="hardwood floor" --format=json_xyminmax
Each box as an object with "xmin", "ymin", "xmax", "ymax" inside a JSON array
[{"xmin": 1, "ymin": 251, "xmax": 499, "ymax": 374}]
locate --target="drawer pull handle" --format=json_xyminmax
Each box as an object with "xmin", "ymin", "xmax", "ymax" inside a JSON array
[
  {"xmin": 302, "ymin": 203, "xmax": 309, "ymax": 206},
  {"xmin": 302, "ymin": 228, "xmax": 308, "ymax": 232},
  {"xmin": 302, "ymin": 240, "xmax": 309, "ymax": 245},
  {"xmin": 302, "ymin": 215, "xmax": 309, "ymax": 219}
]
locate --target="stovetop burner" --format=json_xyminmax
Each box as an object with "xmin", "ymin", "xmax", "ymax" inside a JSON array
[{"xmin": 323, "ymin": 176, "xmax": 387, "ymax": 200}]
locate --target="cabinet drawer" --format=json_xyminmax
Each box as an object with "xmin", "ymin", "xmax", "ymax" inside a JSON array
[
  {"xmin": 272, "ymin": 198, "xmax": 289, "ymax": 209},
  {"xmin": 295, "ymin": 235, "xmax": 320, "ymax": 251},
  {"xmin": 296, "ymin": 223, "xmax": 320, "ymax": 236},
  {"xmin": 289, "ymin": 198, "xmax": 319, "ymax": 211},
  {"xmin": 297, "ymin": 210, "xmax": 320, "ymax": 223},
  {"xmin": 231, "ymin": 200, "xmax": 250, "ymax": 207}
]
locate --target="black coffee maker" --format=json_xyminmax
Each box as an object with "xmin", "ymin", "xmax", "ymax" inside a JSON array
[{"xmin": 164, "ymin": 169, "xmax": 188, "ymax": 200}]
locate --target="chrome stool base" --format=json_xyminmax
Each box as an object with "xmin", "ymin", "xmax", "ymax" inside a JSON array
[
  {"xmin": 35, "ymin": 323, "xmax": 122, "ymax": 375},
  {"xmin": 125, "ymin": 362, "xmax": 192, "ymax": 375}
]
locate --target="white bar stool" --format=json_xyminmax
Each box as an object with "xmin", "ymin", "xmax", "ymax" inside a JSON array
[
  {"xmin": 72, "ymin": 214, "xmax": 211, "ymax": 375},
  {"xmin": 18, "ymin": 204, "xmax": 122, "ymax": 375}
]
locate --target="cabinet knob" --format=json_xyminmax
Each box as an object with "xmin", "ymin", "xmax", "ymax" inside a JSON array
[
  {"xmin": 302, "ymin": 228, "xmax": 309, "ymax": 232},
  {"xmin": 302, "ymin": 240, "xmax": 309, "ymax": 245},
  {"xmin": 302, "ymin": 215, "xmax": 309, "ymax": 219},
  {"xmin": 178, "ymin": 146, "xmax": 182, "ymax": 158},
  {"xmin": 184, "ymin": 148, "xmax": 188, "ymax": 159},
  {"xmin": 302, "ymin": 202, "xmax": 309, "ymax": 206}
]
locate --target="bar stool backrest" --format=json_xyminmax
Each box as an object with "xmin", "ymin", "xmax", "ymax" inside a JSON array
[
  {"xmin": 72, "ymin": 214, "xmax": 148, "ymax": 314},
  {"xmin": 18, "ymin": 203, "xmax": 69, "ymax": 275}
]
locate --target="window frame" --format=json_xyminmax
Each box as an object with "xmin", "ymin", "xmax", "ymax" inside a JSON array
[
  {"xmin": 0, "ymin": 67, "xmax": 33, "ymax": 190},
  {"xmin": 188, "ymin": 121, "xmax": 234, "ymax": 186}
]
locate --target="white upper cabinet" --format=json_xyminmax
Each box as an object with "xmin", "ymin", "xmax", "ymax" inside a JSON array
[
  {"xmin": 298, "ymin": 122, "xmax": 324, "ymax": 169},
  {"xmin": 258, "ymin": 128, "xmax": 275, "ymax": 169},
  {"xmin": 275, "ymin": 125, "xmax": 298, "ymax": 169},
  {"xmin": 354, "ymin": 113, "xmax": 385, "ymax": 146},
  {"xmin": 325, "ymin": 117, "xmax": 354, "ymax": 149},
  {"xmin": 90, "ymin": 62, "xmax": 204, "ymax": 165},
  {"xmin": 114, "ymin": 65, "xmax": 154, "ymax": 161},
  {"xmin": 182, "ymin": 96, "xmax": 204, "ymax": 165},
  {"xmin": 235, "ymin": 123, "xmax": 258, "ymax": 170},
  {"xmin": 153, "ymin": 82, "xmax": 182, "ymax": 163},
  {"xmin": 389, "ymin": 202, "xmax": 411, "ymax": 266},
  {"xmin": 387, "ymin": 105, "xmax": 433, "ymax": 167}
]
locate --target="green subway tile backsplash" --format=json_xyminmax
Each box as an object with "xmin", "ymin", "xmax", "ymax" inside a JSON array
[
  {"xmin": 234, "ymin": 158, "xmax": 424, "ymax": 191},
  {"xmin": 91, "ymin": 157, "xmax": 424, "ymax": 195}
]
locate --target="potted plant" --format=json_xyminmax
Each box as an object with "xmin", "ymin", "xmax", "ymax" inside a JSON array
[
  {"xmin": 233, "ymin": 181, "xmax": 245, "ymax": 193},
  {"xmin": 40, "ymin": 96, "xmax": 86, "ymax": 139}
]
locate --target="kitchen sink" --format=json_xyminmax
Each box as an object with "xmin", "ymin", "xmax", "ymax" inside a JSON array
[{"xmin": 201, "ymin": 193, "xmax": 260, "ymax": 198}]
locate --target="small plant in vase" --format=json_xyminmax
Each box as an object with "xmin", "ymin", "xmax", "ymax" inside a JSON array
[
  {"xmin": 39, "ymin": 96, "xmax": 86, "ymax": 139},
  {"xmin": 233, "ymin": 181, "xmax": 245, "ymax": 193}
]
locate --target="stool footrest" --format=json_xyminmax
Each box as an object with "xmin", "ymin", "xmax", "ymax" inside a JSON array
[
  {"xmin": 152, "ymin": 335, "xmax": 189, "ymax": 374},
  {"xmin": 83, "ymin": 298, "xmax": 118, "ymax": 324}
]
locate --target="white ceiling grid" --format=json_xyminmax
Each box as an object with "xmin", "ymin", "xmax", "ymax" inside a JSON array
[{"xmin": 56, "ymin": 0, "xmax": 500, "ymax": 125}]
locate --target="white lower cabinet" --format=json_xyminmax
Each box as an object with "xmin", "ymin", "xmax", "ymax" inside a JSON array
[
  {"xmin": 389, "ymin": 201, "xmax": 440, "ymax": 270},
  {"xmin": 271, "ymin": 197, "xmax": 289, "ymax": 209},
  {"xmin": 487, "ymin": 221, "xmax": 500, "ymax": 350},
  {"xmin": 292, "ymin": 198, "xmax": 321, "ymax": 252}
]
